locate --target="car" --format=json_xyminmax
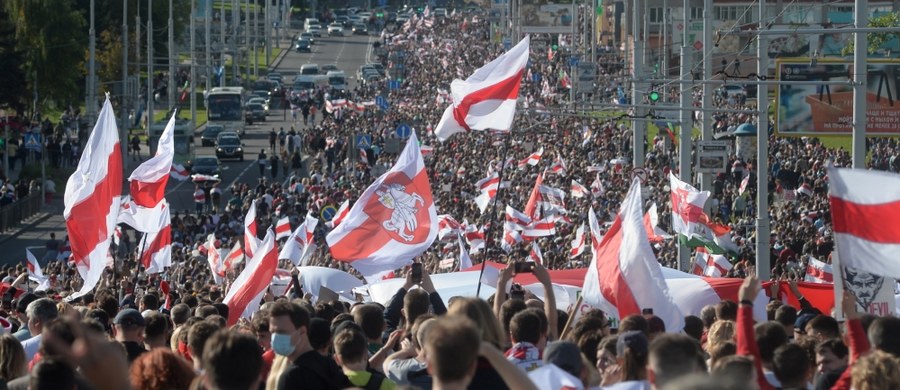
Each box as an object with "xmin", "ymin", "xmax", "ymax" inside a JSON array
[
  {"xmin": 295, "ymin": 38, "xmax": 311, "ymax": 52},
  {"xmin": 357, "ymin": 65, "xmax": 377, "ymax": 81},
  {"xmin": 217, "ymin": 131, "xmax": 240, "ymax": 141},
  {"xmin": 215, "ymin": 135, "xmax": 244, "ymax": 161},
  {"xmin": 327, "ymin": 23, "xmax": 344, "ymax": 36},
  {"xmin": 306, "ymin": 25, "xmax": 323, "ymax": 37},
  {"xmin": 321, "ymin": 64, "xmax": 339, "ymax": 73},
  {"xmin": 304, "ymin": 18, "xmax": 320, "ymax": 28},
  {"xmin": 327, "ymin": 71, "xmax": 347, "ymax": 91},
  {"xmin": 245, "ymin": 103, "xmax": 266, "ymax": 124},
  {"xmin": 337, "ymin": 15, "xmax": 352, "ymax": 27},
  {"xmin": 352, "ymin": 23, "xmax": 368, "ymax": 35},
  {"xmin": 200, "ymin": 124, "xmax": 225, "ymax": 146},
  {"xmin": 366, "ymin": 62, "xmax": 385, "ymax": 75},
  {"xmin": 252, "ymin": 90, "xmax": 271, "ymax": 104},
  {"xmin": 361, "ymin": 72, "xmax": 381, "ymax": 85},
  {"xmin": 299, "ymin": 32, "xmax": 315, "ymax": 45},
  {"xmin": 300, "ymin": 64, "xmax": 320, "ymax": 75},
  {"xmin": 247, "ymin": 97, "xmax": 269, "ymax": 114},
  {"xmin": 190, "ymin": 156, "xmax": 222, "ymax": 176},
  {"xmin": 434, "ymin": 8, "xmax": 447, "ymax": 17},
  {"xmin": 267, "ymin": 72, "xmax": 283, "ymax": 83},
  {"xmin": 722, "ymin": 84, "xmax": 747, "ymax": 97}
]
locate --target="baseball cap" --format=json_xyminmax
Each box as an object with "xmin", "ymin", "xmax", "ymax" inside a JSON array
[
  {"xmin": 616, "ymin": 330, "xmax": 649, "ymax": 358},
  {"xmin": 114, "ymin": 309, "xmax": 145, "ymax": 327},
  {"xmin": 543, "ymin": 341, "xmax": 584, "ymax": 378}
]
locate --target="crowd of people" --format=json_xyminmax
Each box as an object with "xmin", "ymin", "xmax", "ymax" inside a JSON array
[{"xmin": 0, "ymin": 4, "xmax": 897, "ymax": 390}]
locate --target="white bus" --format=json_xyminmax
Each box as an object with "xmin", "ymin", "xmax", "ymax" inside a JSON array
[{"xmin": 207, "ymin": 87, "xmax": 245, "ymax": 136}]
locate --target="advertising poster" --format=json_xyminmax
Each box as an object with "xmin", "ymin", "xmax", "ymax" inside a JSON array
[
  {"xmin": 519, "ymin": 0, "xmax": 575, "ymax": 34},
  {"xmin": 775, "ymin": 59, "xmax": 900, "ymax": 135}
]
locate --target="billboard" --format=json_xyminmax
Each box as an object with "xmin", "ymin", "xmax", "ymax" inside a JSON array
[
  {"xmin": 775, "ymin": 59, "xmax": 900, "ymax": 136},
  {"xmin": 520, "ymin": 0, "xmax": 575, "ymax": 34}
]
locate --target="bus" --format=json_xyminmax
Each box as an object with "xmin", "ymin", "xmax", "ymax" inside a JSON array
[
  {"xmin": 207, "ymin": 86, "xmax": 245, "ymax": 136},
  {"xmin": 149, "ymin": 118, "xmax": 195, "ymax": 165}
]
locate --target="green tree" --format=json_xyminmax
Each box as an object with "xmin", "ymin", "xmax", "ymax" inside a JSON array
[
  {"xmin": 0, "ymin": 6, "xmax": 27, "ymax": 112},
  {"xmin": 841, "ymin": 12, "xmax": 900, "ymax": 56},
  {"xmin": 4, "ymin": 0, "xmax": 87, "ymax": 110}
]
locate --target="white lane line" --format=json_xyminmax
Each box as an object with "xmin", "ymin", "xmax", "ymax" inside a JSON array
[
  {"xmin": 365, "ymin": 35, "xmax": 375, "ymax": 64},
  {"xmin": 226, "ymin": 160, "xmax": 257, "ymax": 190}
]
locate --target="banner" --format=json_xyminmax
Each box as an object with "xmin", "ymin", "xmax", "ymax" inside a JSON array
[
  {"xmin": 519, "ymin": 0, "xmax": 574, "ymax": 33},
  {"xmin": 776, "ymin": 59, "xmax": 900, "ymax": 135},
  {"xmin": 833, "ymin": 250, "xmax": 896, "ymax": 320}
]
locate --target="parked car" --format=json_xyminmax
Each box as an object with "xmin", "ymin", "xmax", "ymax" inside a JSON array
[
  {"xmin": 296, "ymin": 38, "xmax": 312, "ymax": 52},
  {"xmin": 245, "ymin": 103, "xmax": 266, "ymax": 124},
  {"xmin": 200, "ymin": 124, "xmax": 224, "ymax": 146},
  {"xmin": 327, "ymin": 23, "xmax": 344, "ymax": 36},
  {"xmin": 190, "ymin": 156, "xmax": 221, "ymax": 176},
  {"xmin": 352, "ymin": 23, "xmax": 368, "ymax": 35},
  {"xmin": 215, "ymin": 134, "xmax": 244, "ymax": 161}
]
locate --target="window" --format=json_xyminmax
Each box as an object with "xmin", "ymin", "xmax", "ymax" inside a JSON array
[
  {"xmin": 713, "ymin": 6, "xmax": 752, "ymax": 23},
  {"xmin": 691, "ymin": 7, "xmax": 703, "ymax": 20},
  {"xmin": 649, "ymin": 7, "xmax": 664, "ymax": 23}
]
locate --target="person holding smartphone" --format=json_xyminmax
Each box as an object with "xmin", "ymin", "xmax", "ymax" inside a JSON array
[
  {"xmin": 382, "ymin": 262, "xmax": 448, "ymax": 352},
  {"xmin": 493, "ymin": 259, "xmax": 558, "ymax": 350}
]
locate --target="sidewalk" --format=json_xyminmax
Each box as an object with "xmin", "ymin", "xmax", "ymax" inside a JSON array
[{"xmin": 0, "ymin": 197, "xmax": 66, "ymax": 264}]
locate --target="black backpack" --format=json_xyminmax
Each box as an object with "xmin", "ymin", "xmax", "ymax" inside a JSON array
[{"xmin": 363, "ymin": 372, "xmax": 386, "ymax": 390}]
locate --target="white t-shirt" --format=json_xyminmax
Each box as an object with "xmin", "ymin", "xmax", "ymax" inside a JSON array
[{"xmin": 22, "ymin": 334, "xmax": 42, "ymax": 362}]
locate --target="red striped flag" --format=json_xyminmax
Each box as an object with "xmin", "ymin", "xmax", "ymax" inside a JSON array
[
  {"xmin": 244, "ymin": 201, "xmax": 259, "ymax": 259},
  {"xmin": 505, "ymin": 206, "xmax": 532, "ymax": 229},
  {"xmin": 522, "ymin": 217, "xmax": 556, "ymax": 238},
  {"xmin": 518, "ymin": 147, "xmax": 544, "ymax": 168},
  {"xmin": 570, "ymin": 180, "xmax": 588, "ymax": 199},
  {"xmin": 328, "ymin": 200, "xmax": 350, "ymax": 228},
  {"xmin": 804, "ymin": 257, "xmax": 834, "ymax": 283},
  {"xmin": 529, "ymin": 242, "xmax": 544, "ymax": 265},
  {"xmin": 550, "ymin": 155, "xmax": 567, "ymax": 174},
  {"xmin": 224, "ymin": 229, "xmax": 278, "ymax": 325},
  {"xmin": 279, "ymin": 211, "xmax": 318, "ymax": 266},
  {"xmin": 223, "ymin": 241, "xmax": 244, "ymax": 272},
  {"xmin": 275, "ymin": 217, "xmax": 292, "ymax": 240},
  {"xmin": 570, "ymin": 223, "xmax": 587, "ymax": 258}
]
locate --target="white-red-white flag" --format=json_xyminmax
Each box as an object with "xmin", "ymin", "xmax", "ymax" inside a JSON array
[
  {"xmin": 244, "ymin": 201, "xmax": 260, "ymax": 259},
  {"xmin": 64, "ymin": 96, "xmax": 123, "ymax": 299},
  {"xmin": 571, "ymin": 180, "xmax": 588, "ymax": 199},
  {"xmin": 280, "ymin": 211, "xmax": 319, "ymax": 266},
  {"xmin": 129, "ymin": 111, "xmax": 176, "ymax": 208},
  {"xmin": 25, "ymin": 248, "xmax": 50, "ymax": 291},
  {"xmin": 464, "ymin": 222, "xmax": 486, "ymax": 253},
  {"xmin": 224, "ymin": 229, "xmax": 278, "ymax": 325},
  {"xmin": 438, "ymin": 215, "xmax": 462, "ymax": 241},
  {"xmin": 326, "ymin": 130, "xmax": 438, "ymax": 278},
  {"xmin": 458, "ymin": 233, "xmax": 473, "ymax": 270},
  {"xmin": 501, "ymin": 222, "xmax": 523, "ymax": 253},
  {"xmin": 138, "ymin": 201, "xmax": 173, "ymax": 274},
  {"xmin": 275, "ymin": 217, "xmax": 292, "ymax": 240},
  {"xmin": 473, "ymin": 172, "xmax": 510, "ymax": 214},
  {"xmin": 643, "ymin": 203, "xmax": 672, "ymax": 243},
  {"xmin": 695, "ymin": 247, "xmax": 732, "ymax": 277},
  {"xmin": 739, "ymin": 173, "xmax": 750, "ymax": 195},
  {"xmin": 804, "ymin": 257, "xmax": 834, "ymax": 283},
  {"xmin": 518, "ymin": 147, "xmax": 544, "ymax": 168},
  {"xmin": 505, "ymin": 206, "xmax": 532, "ymax": 229},
  {"xmin": 223, "ymin": 241, "xmax": 244, "ymax": 272},
  {"xmin": 529, "ymin": 241, "xmax": 544, "ymax": 265},
  {"xmin": 581, "ymin": 178, "xmax": 684, "ymax": 331},
  {"xmin": 170, "ymin": 164, "xmax": 190, "ymax": 181},
  {"xmin": 327, "ymin": 200, "xmax": 350, "ymax": 228},
  {"xmin": 434, "ymin": 36, "xmax": 530, "ymax": 141},
  {"xmin": 570, "ymin": 223, "xmax": 587, "ymax": 258},
  {"xmin": 796, "ymin": 182, "xmax": 813, "ymax": 197},
  {"xmin": 206, "ymin": 234, "xmax": 224, "ymax": 284},
  {"xmin": 524, "ymin": 172, "xmax": 544, "ymax": 219},
  {"xmin": 550, "ymin": 154, "xmax": 567, "ymax": 174},
  {"xmin": 827, "ymin": 167, "xmax": 900, "ymax": 278},
  {"xmin": 591, "ymin": 174, "xmax": 605, "ymax": 198},
  {"xmin": 522, "ymin": 217, "xmax": 556, "ymax": 238}
]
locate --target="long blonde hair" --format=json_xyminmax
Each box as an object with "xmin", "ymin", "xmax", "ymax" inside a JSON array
[
  {"xmin": 0, "ymin": 334, "xmax": 26, "ymax": 382},
  {"xmin": 266, "ymin": 354, "xmax": 291, "ymax": 390},
  {"xmin": 447, "ymin": 297, "xmax": 505, "ymax": 348}
]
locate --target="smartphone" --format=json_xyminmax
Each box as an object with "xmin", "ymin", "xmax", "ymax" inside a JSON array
[
  {"xmin": 642, "ymin": 308, "xmax": 654, "ymax": 316},
  {"xmin": 410, "ymin": 263, "xmax": 423, "ymax": 284},
  {"xmin": 510, "ymin": 283, "xmax": 526, "ymax": 300},
  {"xmin": 514, "ymin": 261, "xmax": 536, "ymax": 274}
]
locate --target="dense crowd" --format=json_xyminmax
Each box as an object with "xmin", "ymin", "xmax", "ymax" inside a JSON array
[{"xmin": 0, "ymin": 5, "xmax": 898, "ymax": 390}]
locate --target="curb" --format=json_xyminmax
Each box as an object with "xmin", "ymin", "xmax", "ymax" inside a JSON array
[{"xmin": 0, "ymin": 211, "xmax": 54, "ymax": 246}]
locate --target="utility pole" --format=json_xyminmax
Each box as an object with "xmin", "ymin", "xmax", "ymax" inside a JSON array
[
  {"xmin": 205, "ymin": 0, "xmax": 211, "ymax": 94},
  {"xmin": 677, "ymin": 0, "xmax": 691, "ymax": 272},
  {"xmin": 852, "ymin": 0, "xmax": 868, "ymax": 168},
  {"xmin": 191, "ymin": 0, "xmax": 197, "ymax": 130},
  {"xmin": 232, "ymin": 0, "xmax": 239, "ymax": 86},
  {"xmin": 254, "ymin": 3, "xmax": 259, "ymax": 78},
  {"xmin": 246, "ymin": 0, "xmax": 252, "ymax": 82},
  {"xmin": 169, "ymin": 0, "xmax": 176, "ymax": 110},
  {"xmin": 148, "ymin": 0, "xmax": 155, "ymax": 129},
  {"xmin": 220, "ymin": 0, "xmax": 226, "ymax": 86},
  {"xmin": 699, "ymin": 0, "xmax": 713, "ymax": 191},
  {"xmin": 755, "ymin": 0, "xmax": 771, "ymax": 280},
  {"xmin": 88, "ymin": 0, "xmax": 96, "ymax": 126},
  {"xmin": 122, "ymin": 0, "xmax": 130, "ymax": 171},
  {"xmin": 265, "ymin": 0, "xmax": 271, "ymax": 68},
  {"xmin": 631, "ymin": 0, "xmax": 645, "ymax": 168},
  {"xmin": 661, "ymin": 0, "xmax": 667, "ymax": 79}
]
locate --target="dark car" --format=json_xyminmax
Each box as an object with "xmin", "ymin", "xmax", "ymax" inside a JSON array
[
  {"xmin": 296, "ymin": 39, "xmax": 311, "ymax": 53},
  {"xmin": 215, "ymin": 135, "xmax": 244, "ymax": 161},
  {"xmin": 352, "ymin": 24, "xmax": 368, "ymax": 35},
  {"xmin": 245, "ymin": 103, "xmax": 266, "ymax": 124},
  {"xmin": 190, "ymin": 156, "xmax": 221, "ymax": 176},
  {"xmin": 200, "ymin": 125, "xmax": 224, "ymax": 146}
]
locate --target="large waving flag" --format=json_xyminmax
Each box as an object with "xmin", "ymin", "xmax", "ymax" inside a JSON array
[
  {"xmin": 138, "ymin": 201, "xmax": 173, "ymax": 274},
  {"xmin": 224, "ymin": 229, "xmax": 278, "ymax": 325},
  {"xmin": 804, "ymin": 257, "xmax": 834, "ymax": 283},
  {"xmin": 25, "ymin": 248, "xmax": 50, "ymax": 291},
  {"xmin": 457, "ymin": 233, "xmax": 473, "ymax": 270},
  {"xmin": 518, "ymin": 147, "xmax": 544, "ymax": 168},
  {"xmin": 275, "ymin": 217, "xmax": 292, "ymax": 240},
  {"xmin": 828, "ymin": 167, "xmax": 900, "ymax": 279},
  {"xmin": 327, "ymin": 200, "xmax": 350, "ymax": 228},
  {"xmin": 570, "ymin": 223, "xmax": 587, "ymax": 258},
  {"xmin": 64, "ymin": 96, "xmax": 123, "ymax": 299},
  {"xmin": 222, "ymin": 241, "xmax": 244, "ymax": 273},
  {"xmin": 438, "ymin": 215, "xmax": 462, "ymax": 241},
  {"xmin": 206, "ymin": 234, "xmax": 224, "ymax": 284},
  {"xmin": 464, "ymin": 222, "xmax": 485, "ymax": 253},
  {"xmin": 280, "ymin": 211, "xmax": 319, "ymax": 266},
  {"xmin": 644, "ymin": 203, "xmax": 672, "ymax": 243},
  {"xmin": 669, "ymin": 173, "xmax": 736, "ymax": 254},
  {"xmin": 523, "ymin": 172, "xmax": 544, "ymax": 219},
  {"xmin": 326, "ymin": 131, "xmax": 438, "ymax": 278},
  {"xmin": 582, "ymin": 178, "xmax": 684, "ymax": 331},
  {"xmin": 695, "ymin": 247, "xmax": 732, "ymax": 277},
  {"xmin": 570, "ymin": 180, "xmax": 588, "ymax": 199},
  {"xmin": 129, "ymin": 111, "xmax": 175, "ymax": 208},
  {"xmin": 434, "ymin": 36, "xmax": 530, "ymax": 141}
]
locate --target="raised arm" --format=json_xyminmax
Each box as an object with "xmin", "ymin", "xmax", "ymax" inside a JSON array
[
  {"xmin": 493, "ymin": 265, "xmax": 514, "ymax": 318},
  {"xmin": 533, "ymin": 262, "xmax": 558, "ymax": 341},
  {"xmin": 737, "ymin": 275, "xmax": 775, "ymax": 390}
]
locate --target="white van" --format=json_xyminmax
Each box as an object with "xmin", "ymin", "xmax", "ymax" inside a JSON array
[
  {"xmin": 300, "ymin": 64, "xmax": 320, "ymax": 75},
  {"xmin": 304, "ymin": 18, "xmax": 320, "ymax": 29}
]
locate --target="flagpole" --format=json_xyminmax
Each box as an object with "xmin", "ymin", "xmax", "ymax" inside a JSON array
[{"xmin": 475, "ymin": 130, "xmax": 515, "ymax": 298}]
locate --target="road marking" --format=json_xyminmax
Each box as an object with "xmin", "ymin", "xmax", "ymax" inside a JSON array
[
  {"xmin": 365, "ymin": 35, "xmax": 375, "ymax": 64},
  {"xmin": 226, "ymin": 160, "xmax": 257, "ymax": 191}
]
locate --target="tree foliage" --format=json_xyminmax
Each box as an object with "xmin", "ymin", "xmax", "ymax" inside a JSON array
[
  {"xmin": 0, "ymin": 6, "xmax": 27, "ymax": 112},
  {"xmin": 841, "ymin": 12, "xmax": 900, "ymax": 56},
  {"xmin": 4, "ymin": 0, "xmax": 87, "ymax": 109}
]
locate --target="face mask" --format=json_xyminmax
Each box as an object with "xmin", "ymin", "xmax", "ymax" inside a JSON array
[{"xmin": 271, "ymin": 332, "xmax": 296, "ymax": 356}]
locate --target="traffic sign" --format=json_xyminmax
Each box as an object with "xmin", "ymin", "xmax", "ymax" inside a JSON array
[
  {"xmin": 396, "ymin": 124, "xmax": 411, "ymax": 139},
  {"xmin": 568, "ymin": 56, "xmax": 580, "ymax": 67},
  {"xmin": 693, "ymin": 41, "xmax": 703, "ymax": 51},
  {"xmin": 503, "ymin": 37, "xmax": 512, "ymax": 50},
  {"xmin": 388, "ymin": 80, "xmax": 401, "ymax": 90},
  {"xmin": 376, "ymin": 96, "xmax": 390, "ymax": 111},
  {"xmin": 356, "ymin": 134, "xmax": 372, "ymax": 148},
  {"xmin": 321, "ymin": 205, "xmax": 338, "ymax": 221},
  {"xmin": 23, "ymin": 133, "xmax": 41, "ymax": 152}
]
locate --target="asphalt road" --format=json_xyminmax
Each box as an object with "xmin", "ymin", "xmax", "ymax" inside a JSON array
[
  {"xmin": 0, "ymin": 30, "xmax": 375, "ymax": 263},
  {"xmin": 165, "ymin": 31, "xmax": 375, "ymax": 212}
]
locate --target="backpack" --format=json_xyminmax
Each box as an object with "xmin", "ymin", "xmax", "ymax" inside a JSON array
[{"xmin": 363, "ymin": 372, "xmax": 386, "ymax": 390}]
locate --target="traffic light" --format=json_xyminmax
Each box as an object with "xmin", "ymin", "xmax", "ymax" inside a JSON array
[{"xmin": 648, "ymin": 91, "xmax": 660, "ymax": 103}]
